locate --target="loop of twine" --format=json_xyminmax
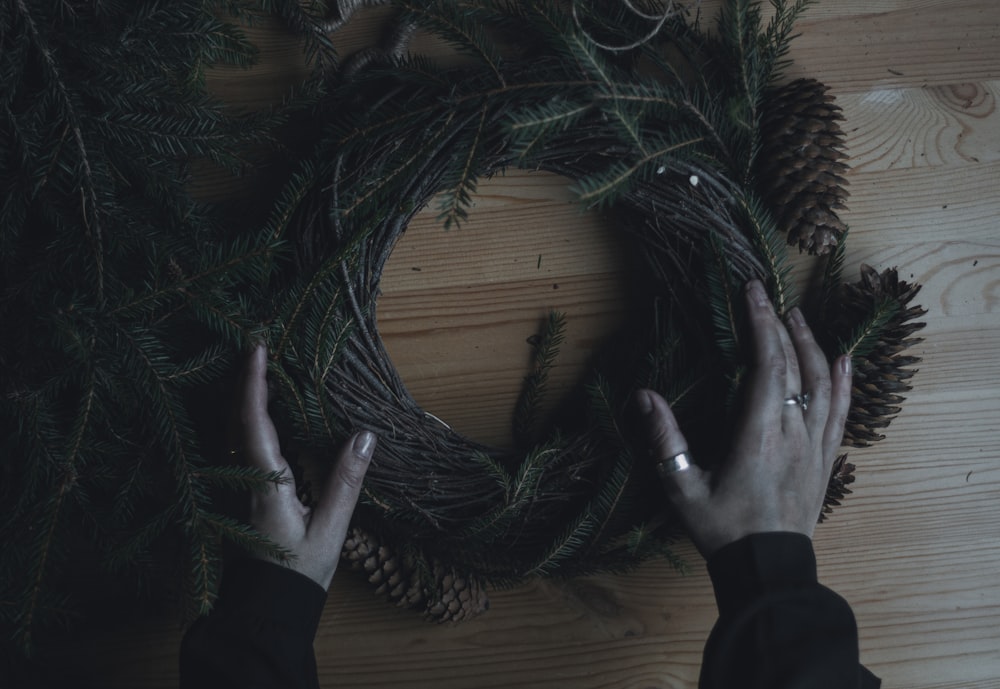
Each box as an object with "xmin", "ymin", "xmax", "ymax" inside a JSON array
[{"xmin": 571, "ymin": 0, "xmax": 681, "ymax": 53}]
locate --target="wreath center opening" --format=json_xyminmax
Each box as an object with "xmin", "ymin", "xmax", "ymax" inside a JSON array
[{"xmin": 376, "ymin": 170, "xmax": 631, "ymax": 449}]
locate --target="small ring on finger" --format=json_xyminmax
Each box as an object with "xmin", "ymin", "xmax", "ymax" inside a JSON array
[
  {"xmin": 783, "ymin": 392, "xmax": 810, "ymax": 412},
  {"xmin": 656, "ymin": 451, "xmax": 692, "ymax": 476}
]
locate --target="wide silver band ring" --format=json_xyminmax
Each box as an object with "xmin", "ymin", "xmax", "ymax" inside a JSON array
[
  {"xmin": 656, "ymin": 451, "xmax": 692, "ymax": 476},
  {"xmin": 783, "ymin": 392, "xmax": 811, "ymax": 411}
]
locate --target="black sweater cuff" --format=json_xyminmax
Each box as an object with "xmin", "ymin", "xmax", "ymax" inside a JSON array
[
  {"xmin": 213, "ymin": 558, "xmax": 328, "ymax": 638},
  {"xmin": 707, "ymin": 532, "xmax": 817, "ymax": 617}
]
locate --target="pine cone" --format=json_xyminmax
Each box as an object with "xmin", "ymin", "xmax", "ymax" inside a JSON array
[
  {"xmin": 342, "ymin": 527, "xmax": 490, "ymax": 623},
  {"xmin": 424, "ymin": 561, "xmax": 491, "ymax": 623},
  {"xmin": 820, "ymin": 454, "xmax": 856, "ymax": 522},
  {"xmin": 756, "ymin": 78, "xmax": 850, "ymax": 255},
  {"xmin": 834, "ymin": 265, "xmax": 927, "ymax": 447}
]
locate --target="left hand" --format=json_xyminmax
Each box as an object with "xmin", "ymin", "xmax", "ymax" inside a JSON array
[{"xmin": 234, "ymin": 344, "xmax": 376, "ymax": 589}]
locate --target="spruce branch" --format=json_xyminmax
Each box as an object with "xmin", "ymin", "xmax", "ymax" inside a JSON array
[
  {"xmin": 586, "ymin": 374, "xmax": 626, "ymax": 446},
  {"xmin": 762, "ymin": 0, "xmax": 814, "ymax": 82},
  {"xmin": 837, "ymin": 299, "xmax": 900, "ymax": 360},
  {"xmin": 191, "ymin": 465, "xmax": 291, "ymax": 493},
  {"xmin": 397, "ymin": 0, "xmax": 505, "ymax": 85},
  {"xmin": 15, "ymin": 368, "xmax": 96, "ymax": 652},
  {"xmin": 438, "ymin": 105, "xmax": 490, "ymax": 230},
  {"xmin": 811, "ymin": 227, "xmax": 848, "ymax": 324},
  {"xmin": 507, "ymin": 101, "xmax": 594, "ymax": 161},
  {"xmin": 573, "ymin": 136, "xmax": 705, "ymax": 207},
  {"xmin": 13, "ymin": 0, "xmax": 105, "ymax": 304},
  {"xmin": 340, "ymin": 110, "xmax": 460, "ymax": 218},
  {"xmin": 203, "ymin": 512, "xmax": 294, "ymax": 563},
  {"xmin": 513, "ymin": 312, "xmax": 567, "ymax": 448},
  {"xmin": 737, "ymin": 192, "xmax": 793, "ymax": 315},
  {"xmin": 704, "ymin": 230, "xmax": 743, "ymax": 365},
  {"xmin": 624, "ymin": 525, "xmax": 687, "ymax": 573},
  {"xmin": 526, "ymin": 448, "xmax": 632, "ymax": 576}
]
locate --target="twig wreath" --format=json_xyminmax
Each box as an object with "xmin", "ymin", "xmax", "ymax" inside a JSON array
[{"xmin": 267, "ymin": 0, "xmax": 926, "ymax": 621}]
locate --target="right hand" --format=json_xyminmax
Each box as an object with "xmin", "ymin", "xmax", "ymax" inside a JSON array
[{"xmin": 635, "ymin": 280, "xmax": 853, "ymax": 559}]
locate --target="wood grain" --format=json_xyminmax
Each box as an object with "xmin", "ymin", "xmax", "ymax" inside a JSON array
[{"xmin": 41, "ymin": 2, "xmax": 1000, "ymax": 688}]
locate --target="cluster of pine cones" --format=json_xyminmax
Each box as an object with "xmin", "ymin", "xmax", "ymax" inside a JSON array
[{"xmin": 342, "ymin": 528, "xmax": 490, "ymax": 623}]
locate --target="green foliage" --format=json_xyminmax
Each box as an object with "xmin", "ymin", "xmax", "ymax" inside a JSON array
[
  {"xmin": 0, "ymin": 0, "xmax": 295, "ymax": 654},
  {"xmin": 738, "ymin": 192, "xmax": 794, "ymax": 315},
  {"xmin": 513, "ymin": 312, "xmax": 567, "ymax": 447},
  {"xmin": 815, "ymin": 227, "xmax": 849, "ymax": 322},
  {"xmin": 837, "ymin": 299, "xmax": 902, "ymax": 359}
]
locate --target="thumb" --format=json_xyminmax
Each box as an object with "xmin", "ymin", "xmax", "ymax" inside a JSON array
[
  {"xmin": 309, "ymin": 431, "xmax": 376, "ymax": 542},
  {"xmin": 634, "ymin": 389, "xmax": 708, "ymax": 507}
]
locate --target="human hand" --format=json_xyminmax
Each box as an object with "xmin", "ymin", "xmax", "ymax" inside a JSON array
[
  {"xmin": 234, "ymin": 344, "xmax": 375, "ymax": 589},
  {"xmin": 636, "ymin": 280, "xmax": 853, "ymax": 559}
]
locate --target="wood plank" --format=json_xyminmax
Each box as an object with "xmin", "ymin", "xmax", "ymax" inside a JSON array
[{"xmin": 791, "ymin": 1, "xmax": 1000, "ymax": 91}]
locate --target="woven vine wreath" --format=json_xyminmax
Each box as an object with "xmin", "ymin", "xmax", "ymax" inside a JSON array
[{"xmin": 265, "ymin": 0, "xmax": 926, "ymax": 621}]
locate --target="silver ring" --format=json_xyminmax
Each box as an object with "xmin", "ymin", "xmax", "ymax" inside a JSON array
[
  {"xmin": 656, "ymin": 451, "xmax": 692, "ymax": 476},
  {"xmin": 783, "ymin": 392, "xmax": 810, "ymax": 411}
]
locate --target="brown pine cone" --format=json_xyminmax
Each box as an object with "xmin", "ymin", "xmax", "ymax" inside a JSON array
[
  {"xmin": 820, "ymin": 454, "xmax": 856, "ymax": 522},
  {"xmin": 756, "ymin": 78, "xmax": 851, "ymax": 255},
  {"xmin": 833, "ymin": 265, "xmax": 927, "ymax": 447},
  {"xmin": 341, "ymin": 527, "xmax": 490, "ymax": 622}
]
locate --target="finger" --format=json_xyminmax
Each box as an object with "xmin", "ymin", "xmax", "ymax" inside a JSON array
[
  {"xmin": 743, "ymin": 280, "xmax": 787, "ymax": 430},
  {"xmin": 822, "ymin": 355, "xmax": 853, "ymax": 467},
  {"xmin": 785, "ymin": 307, "xmax": 832, "ymax": 439},
  {"xmin": 635, "ymin": 389, "xmax": 708, "ymax": 506},
  {"xmin": 240, "ymin": 345, "xmax": 288, "ymax": 476},
  {"xmin": 776, "ymin": 314, "xmax": 800, "ymax": 400},
  {"xmin": 310, "ymin": 431, "xmax": 376, "ymax": 545},
  {"xmin": 776, "ymin": 315, "xmax": 804, "ymax": 432}
]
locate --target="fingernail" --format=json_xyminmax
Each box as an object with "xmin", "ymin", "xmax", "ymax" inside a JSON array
[
  {"xmin": 635, "ymin": 390, "xmax": 654, "ymax": 416},
  {"xmin": 353, "ymin": 430, "xmax": 377, "ymax": 459},
  {"xmin": 747, "ymin": 280, "xmax": 768, "ymax": 307},
  {"xmin": 787, "ymin": 307, "xmax": 806, "ymax": 328},
  {"xmin": 840, "ymin": 355, "xmax": 852, "ymax": 375}
]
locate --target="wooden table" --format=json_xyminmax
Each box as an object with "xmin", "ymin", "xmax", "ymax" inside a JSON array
[{"xmin": 44, "ymin": 2, "xmax": 1000, "ymax": 687}]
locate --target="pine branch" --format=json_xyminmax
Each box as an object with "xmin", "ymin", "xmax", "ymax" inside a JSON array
[
  {"xmin": 438, "ymin": 105, "xmax": 489, "ymax": 230},
  {"xmin": 507, "ymin": 100, "xmax": 594, "ymax": 161},
  {"xmin": 340, "ymin": 111, "xmax": 460, "ymax": 218},
  {"xmin": 105, "ymin": 506, "xmax": 178, "ymax": 573},
  {"xmin": 820, "ymin": 228, "xmax": 848, "ymax": 312},
  {"xmin": 586, "ymin": 375, "xmax": 623, "ymax": 444},
  {"xmin": 837, "ymin": 299, "xmax": 900, "ymax": 359},
  {"xmin": 512, "ymin": 312, "xmax": 567, "ymax": 448},
  {"xmin": 704, "ymin": 230, "xmax": 743, "ymax": 365},
  {"xmin": 203, "ymin": 512, "xmax": 293, "ymax": 563},
  {"xmin": 163, "ymin": 345, "xmax": 230, "ymax": 386},
  {"xmin": 397, "ymin": 0, "xmax": 506, "ymax": 85},
  {"xmin": 625, "ymin": 525, "xmax": 688, "ymax": 574},
  {"xmin": 191, "ymin": 465, "xmax": 291, "ymax": 493},
  {"xmin": 738, "ymin": 192, "xmax": 793, "ymax": 315},
  {"xmin": 13, "ymin": 0, "xmax": 105, "ymax": 304},
  {"xmin": 525, "ymin": 448, "xmax": 632, "ymax": 577},
  {"xmin": 573, "ymin": 135, "xmax": 705, "ymax": 207},
  {"xmin": 762, "ymin": 0, "xmax": 814, "ymax": 82},
  {"xmin": 189, "ymin": 537, "xmax": 218, "ymax": 616},
  {"xmin": 15, "ymin": 367, "xmax": 96, "ymax": 652}
]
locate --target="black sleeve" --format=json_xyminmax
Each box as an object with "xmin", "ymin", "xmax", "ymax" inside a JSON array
[
  {"xmin": 700, "ymin": 532, "xmax": 881, "ymax": 689},
  {"xmin": 179, "ymin": 558, "xmax": 327, "ymax": 689}
]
